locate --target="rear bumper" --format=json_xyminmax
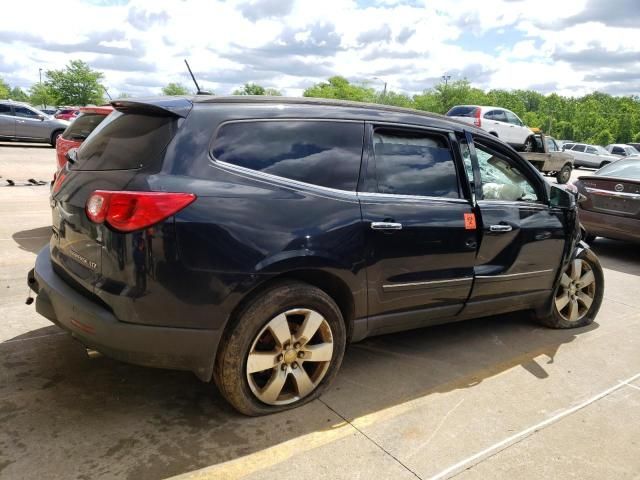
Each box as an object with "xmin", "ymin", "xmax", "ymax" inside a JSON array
[
  {"xmin": 580, "ymin": 209, "xmax": 640, "ymax": 242},
  {"xmin": 29, "ymin": 247, "xmax": 220, "ymax": 381}
]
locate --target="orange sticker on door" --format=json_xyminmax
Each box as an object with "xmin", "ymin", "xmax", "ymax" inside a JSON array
[{"xmin": 464, "ymin": 213, "xmax": 477, "ymax": 230}]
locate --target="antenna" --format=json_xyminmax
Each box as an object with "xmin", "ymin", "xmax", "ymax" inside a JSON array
[
  {"xmin": 102, "ymin": 85, "xmax": 112, "ymax": 101},
  {"xmin": 184, "ymin": 59, "xmax": 212, "ymax": 95}
]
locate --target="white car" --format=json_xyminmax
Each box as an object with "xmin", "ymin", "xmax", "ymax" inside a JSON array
[
  {"xmin": 446, "ymin": 105, "xmax": 535, "ymax": 151},
  {"xmin": 565, "ymin": 143, "xmax": 619, "ymax": 168},
  {"xmin": 605, "ymin": 144, "xmax": 640, "ymax": 157}
]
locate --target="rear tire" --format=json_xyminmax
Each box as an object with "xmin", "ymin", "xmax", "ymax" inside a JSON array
[
  {"xmin": 50, "ymin": 130, "xmax": 63, "ymax": 147},
  {"xmin": 556, "ymin": 164, "xmax": 572, "ymax": 184},
  {"xmin": 536, "ymin": 249, "xmax": 603, "ymax": 329},
  {"xmin": 214, "ymin": 281, "xmax": 346, "ymax": 416},
  {"xmin": 523, "ymin": 136, "xmax": 535, "ymax": 152}
]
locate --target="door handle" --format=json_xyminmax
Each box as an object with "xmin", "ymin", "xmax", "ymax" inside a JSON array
[
  {"xmin": 489, "ymin": 224, "xmax": 512, "ymax": 233},
  {"xmin": 371, "ymin": 222, "xmax": 403, "ymax": 230}
]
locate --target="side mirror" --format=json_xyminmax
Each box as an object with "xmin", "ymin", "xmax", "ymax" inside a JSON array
[
  {"xmin": 65, "ymin": 148, "xmax": 78, "ymax": 164},
  {"xmin": 549, "ymin": 185, "xmax": 575, "ymax": 209},
  {"xmin": 38, "ymin": 114, "xmax": 45, "ymax": 121}
]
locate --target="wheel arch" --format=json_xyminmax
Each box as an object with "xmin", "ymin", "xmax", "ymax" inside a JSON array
[
  {"xmin": 50, "ymin": 128, "xmax": 64, "ymax": 145},
  {"xmin": 226, "ymin": 268, "xmax": 358, "ymax": 347}
]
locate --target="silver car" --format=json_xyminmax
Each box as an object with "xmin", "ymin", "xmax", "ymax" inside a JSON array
[
  {"xmin": 565, "ymin": 143, "xmax": 619, "ymax": 169},
  {"xmin": 0, "ymin": 100, "xmax": 69, "ymax": 146}
]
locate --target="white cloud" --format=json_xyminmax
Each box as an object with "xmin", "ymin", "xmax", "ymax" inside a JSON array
[{"xmin": 0, "ymin": 0, "xmax": 638, "ymax": 97}]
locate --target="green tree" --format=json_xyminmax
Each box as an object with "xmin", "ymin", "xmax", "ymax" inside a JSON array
[
  {"xmin": 633, "ymin": 132, "xmax": 640, "ymax": 143},
  {"xmin": 29, "ymin": 83, "xmax": 57, "ymax": 108},
  {"xmin": 303, "ymin": 76, "xmax": 376, "ymax": 102},
  {"xmin": 591, "ymin": 129, "xmax": 615, "ymax": 146},
  {"xmin": 264, "ymin": 87, "xmax": 282, "ymax": 96},
  {"xmin": 233, "ymin": 83, "xmax": 266, "ymax": 95},
  {"xmin": 161, "ymin": 82, "xmax": 190, "ymax": 96},
  {"xmin": 0, "ymin": 77, "xmax": 9, "ymax": 99},
  {"xmin": 9, "ymin": 86, "xmax": 29, "ymax": 102},
  {"xmin": 46, "ymin": 60, "xmax": 104, "ymax": 105}
]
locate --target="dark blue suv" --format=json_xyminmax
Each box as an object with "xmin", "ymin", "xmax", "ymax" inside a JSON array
[{"xmin": 28, "ymin": 97, "xmax": 604, "ymax": 415}]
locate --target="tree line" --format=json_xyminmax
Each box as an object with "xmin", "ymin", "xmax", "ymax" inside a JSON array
[{"xmin": 2, "ymin": 61, "xmax": 639, "ymax": 145}]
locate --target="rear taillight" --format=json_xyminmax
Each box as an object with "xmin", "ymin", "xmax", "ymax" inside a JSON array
[
  {"xmin": 86, "ymin": 190, "xmax": 196, "ymax": 232},
  {"xmin": 473, "ymin": 108, "xmax": 481, "ymax": 127}
]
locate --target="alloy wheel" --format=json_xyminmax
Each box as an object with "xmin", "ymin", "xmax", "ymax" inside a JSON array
[
  {"xmin": 246, "ymin": 308, "xmax": 334, "ymax": 406},
  {"xmin": 555, "ymin": 259, "xmax": 596, "ymax": 322}
]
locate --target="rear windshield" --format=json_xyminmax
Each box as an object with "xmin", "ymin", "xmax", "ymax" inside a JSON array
[
  {"xmin": 61, "ymin": 112, "xmax": 109, "ymax": 141},
  {"xmin": 73, "ymin": 111, "xmax": 179, "ymax": 171},
  {"xmin": 446, "ymin": 106, "xmax": 478, "ymax": 117}
]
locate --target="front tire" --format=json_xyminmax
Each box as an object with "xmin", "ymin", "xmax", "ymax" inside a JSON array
[
  {"xmin": 214, "ymin": 281, "xmax": 346, "ymax": 416},
  {"xmin": 537, "ymin": 249, "xmax": 604, "ymax": 329}
]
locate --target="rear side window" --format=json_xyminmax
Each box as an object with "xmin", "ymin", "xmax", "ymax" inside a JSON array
[
  {"xmin": 212, "ymin": 121, "xmax": 364, "ymax": 191},
  {"xmin": 0, "ymin": 104, "xmax": 12, "ymax": 116},
  {"xmin": 484, "ymin": 110, "xmax": 507, "ymax": 122},
  {"xmin": 74, "ymin": 111, "xmax": 179, "ymax": 171},
  {"xmin": 61, "ymin": 113, "xmax": 109, "ymax": 141},
  {"xmin": 446, "ymin": 106, "xmax": 478, "ymax": 117},
  {"xmin": 572, "ymin": 145, "xmax": 586, "ymax": 152},
  {"xmin": 372, "ymin": 128, "xmax": 459, "ymax": 198}
]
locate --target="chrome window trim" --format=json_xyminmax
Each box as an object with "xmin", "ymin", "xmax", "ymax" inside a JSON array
[
  {"xmin": 476, "ymin": 269, "xmax": 554, "ymax": 279},
  {"xmin": 358, "ymin": 191, "xmax": 470, "ymax": 204}
]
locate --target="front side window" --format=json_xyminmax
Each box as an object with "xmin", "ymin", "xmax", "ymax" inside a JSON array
[
  {"xmin": 474, "ymin": 143, "xmax": 539, "ymax": 202},
  {"xmin": 505, "ymin": 111, "xmax": 522, "ymax": 126},
  {"xmin": 212, "ymin": 121, "xmax": 364, "ymax": 191},
  {"xmin": 14, "ymin": 106, "xmax": 40, "ymax": 119},
  {"xmin": 372, "ymin": 129, "xmax": 459, "ymax": 198},
  {"xmin": 0, "ymin": 104, "xmax": 12, "ymax": 116}
]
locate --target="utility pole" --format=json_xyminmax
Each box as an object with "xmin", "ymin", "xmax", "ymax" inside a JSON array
[
  {"xmin": 442, "ymin": 74, "xmax": 451, "ymax": 111},
  {"xmin": 373, "ymin": 77, "xmax": 387, "ymax": 98},
  {"xmin": 39, "ymin": 68, "xmax": 42, "ymax": 84}
]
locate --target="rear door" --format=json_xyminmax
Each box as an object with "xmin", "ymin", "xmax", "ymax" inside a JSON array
[
  {"xmin": 0, "ymin": 103, "xmax": 15, "ymax": 137},
  {"xmin": 483, "ymin": 109, "xmax": 510, "ymax": 141},
  {"xmin": 460, "ymin": 133, "xmax": 566, "ymax": 315},
  {"xmin": 360, "ymin": 124, "xmax": 478, "ymax": 333},
  {"xmin": 504, "ymin": 110, "xmax": 528, "ymax": 145}
]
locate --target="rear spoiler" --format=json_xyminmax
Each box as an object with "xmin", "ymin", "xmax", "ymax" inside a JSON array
[{"xmin": 110, "ymin": 97, "xmax": 193, "ymax": 118}]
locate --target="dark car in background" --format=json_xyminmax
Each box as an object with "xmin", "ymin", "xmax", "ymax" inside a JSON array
[
  {"xmin": 575, "ymin": 159, "xmax": 640, "ymax": 243},
  {"xmin": 55, "ymin": 106, "xmax": 113, "ymax": 171},
  {"xmin": 28, "ymin": 97, "xmax": 604, "ymax": 415}
]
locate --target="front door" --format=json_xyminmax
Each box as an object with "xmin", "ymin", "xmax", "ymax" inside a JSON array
[
  {"xmin": 360, "ymin": 124, "xmax": 478, "ymax": 335},
  {"xmin": 461, "ymin": 133, "xmax": 566, "ymax": 317},
  {"xmin": 14, "ymin": 105, "xmax": 45, "ymax": 140}
]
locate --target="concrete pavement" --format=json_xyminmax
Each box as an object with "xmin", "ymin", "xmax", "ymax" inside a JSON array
[{"xmin": 0, "ymin": 143, "xmax": 638, "ymax": 480}]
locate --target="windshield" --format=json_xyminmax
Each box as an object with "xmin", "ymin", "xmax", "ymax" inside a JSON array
[
  {"xmin": 446, "ymin": 106, "xmax": 478, "ymax": 117},
  {"xmin": 596, "ymin": 159, "xmax": 640, "ymax": 179},
  {"xmin": 73, "ymin": 111, "xmax": 179, "ymax": 171},
  {"xmin": 61, "ymin": 112, "xmax": 109, "ymax": 141}
]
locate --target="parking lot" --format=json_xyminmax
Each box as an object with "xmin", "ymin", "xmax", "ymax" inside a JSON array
[{"xmin": 1, "ymin": 142, "xmax": 639, "ymax": 479}]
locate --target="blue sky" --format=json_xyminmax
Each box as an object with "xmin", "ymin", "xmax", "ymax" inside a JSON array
[{"xmin": 1, "ymin": 0, "xmax": 639, "ymax": 97}]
